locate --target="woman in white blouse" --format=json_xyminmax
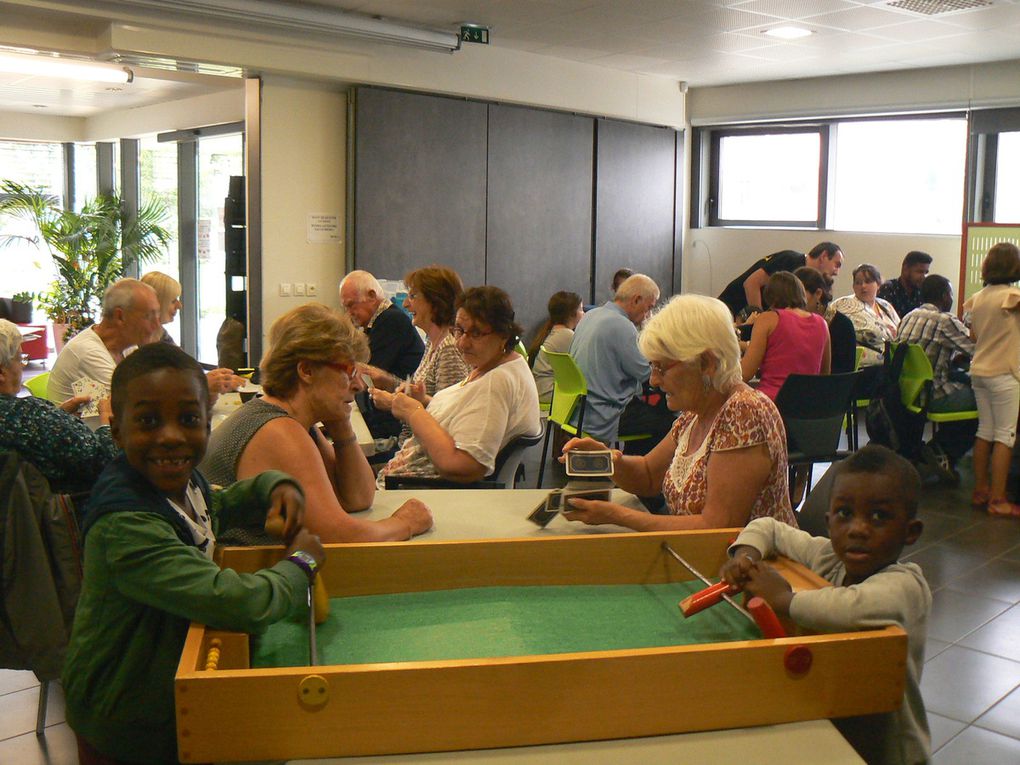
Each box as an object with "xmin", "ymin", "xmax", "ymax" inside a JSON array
[
  {"xmin": 829, "ymin": 263, "xmax": 900, "ymax": 367},
  {"xmin": 378, "ymin": 286, "xmax": 541, "ymax": 485}
]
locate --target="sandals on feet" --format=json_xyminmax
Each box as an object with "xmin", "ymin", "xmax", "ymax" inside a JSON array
[
  {"xmin": 972, "ymin": 488, "xmax": 990, "ymax": 508},
  {"xmin": 987, "ymin": 498, "xmax": 1020, "ymax": 517}
]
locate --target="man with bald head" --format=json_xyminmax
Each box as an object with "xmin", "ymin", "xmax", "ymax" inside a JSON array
[
  {"xmin": 49, "ymin": 278, "xmax": 162, "ymax": 404},
  {"xmin": 570, "ymin": 274, "xmax": 674, "ymax": 451}
]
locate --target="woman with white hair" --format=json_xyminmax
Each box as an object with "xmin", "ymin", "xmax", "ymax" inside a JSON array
[
  {"xmin": 0, "ymin": 319, "xmax": 117, "ymax": 493},
  {"xmin": 562, "ymin": 294, "xmax": 797, "ymax": 531}
]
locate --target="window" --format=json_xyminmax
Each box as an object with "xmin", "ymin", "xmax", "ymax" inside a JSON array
[
  {"xmin": 139, "ymin": 137, "xmax": 181, "ymax": 340},
  {"xmin": 832, "ymin": 119, "xmax": 965, "ymax": 234},
  {"xmin": 994, "ymin": 131, "xmax": 1020, "ymax": 222},
  {"xmin": 0, "ymin": 140, "xmax": 64, "ymax": 306},
  {"xmin": 697, "ymin": 114, "xmax": 967, "ymax": 235},
  {"xmin": 711, "ymin": 129, "xmax": 823, "ymax": 226},
  {"xmin": 73, "ymin": 143, "xmax": 97, "ymax": 211}
]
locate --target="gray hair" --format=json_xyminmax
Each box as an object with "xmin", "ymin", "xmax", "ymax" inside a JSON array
[
  {"xmin": 0, "ymin": 319, "xmax": 22, "ymax": 367},
  {"xmin": 338, "ymin": 269, "xmax": 384, "ymax": 299},
  {"xmin": 615, "ymin": 274, "xmax": 659, "ymax": 302},
  {"xmin": 639, "ymin": 294, "xmax": 742, "ymax": 392},
  {"xmin": 101, "ymin": 278, "xmax": 153, "ymax": 319}
]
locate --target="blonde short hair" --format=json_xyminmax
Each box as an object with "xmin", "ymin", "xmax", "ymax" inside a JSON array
[
  {"xmin": 141, "ymin": 271, "xmax": 182, "ymax": 323},
  {"xmin": 260, "ymin": 303, "xmax": 369, "ymax": 398},
  {"xmin": 0, "ymin": 319, "xmax": 22, "ymax": 367},
  {"xmin": 638, "ymin": 294, "xmax": 741, "ymax": 392}
]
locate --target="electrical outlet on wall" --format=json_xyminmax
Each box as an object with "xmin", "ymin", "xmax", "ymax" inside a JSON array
[
  {"xmin": 306, "ymin": 283, "xmax": 317, "ymax": 297},
  {"xmin": 279, "ymin": 283, "xmax": 291, "ymax": 297},
  {"xmin": 294, "ymin": 282, "xmax": 306, "ymax": 296}
]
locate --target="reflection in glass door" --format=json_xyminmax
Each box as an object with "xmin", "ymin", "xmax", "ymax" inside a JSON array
[{"xmin": 196, "ymin": 135, "xmax": 243, "ymax": 365}]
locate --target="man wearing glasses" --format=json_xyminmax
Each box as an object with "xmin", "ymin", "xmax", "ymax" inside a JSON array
[
  {"xmin": 569, "ymin": 274, "xmax": 673, "ymax": 455},
  {"xmin": 338, "ymin": 270, "xmax": 424, "ymax": 439}
]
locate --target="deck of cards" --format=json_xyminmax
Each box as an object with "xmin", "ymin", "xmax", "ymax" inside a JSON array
[
  {"xmin": 71, "ymin": 376, "xmax": 110, "ymax": 418},
  {"xmin": 527, "ymin": 449, "xmax": 615, "ymax": 528}
]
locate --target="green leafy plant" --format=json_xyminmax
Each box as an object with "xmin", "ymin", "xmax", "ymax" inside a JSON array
[
  {"xmin": 11, "ymin": 291, "xmax": 33, "ymax": 304},
  {"xmin": 0, "ymin": 180, "xmax": 171, "ymax": 338}
]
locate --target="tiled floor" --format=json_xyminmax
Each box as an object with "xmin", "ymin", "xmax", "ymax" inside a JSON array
[{"xmin": 4, "ymin": 399, "xmax": 1020, "ymax": 763}]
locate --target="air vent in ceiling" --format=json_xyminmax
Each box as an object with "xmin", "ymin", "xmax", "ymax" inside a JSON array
[{"xmin": 885, "ymin": 0, "xmax": 994, "ymax": 16}]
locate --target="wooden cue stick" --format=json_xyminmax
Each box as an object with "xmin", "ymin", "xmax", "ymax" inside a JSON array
[
  {"xmin": 307, "ymin": 583, "xmax": 318, "ymax": 666},
  {"xmin": 660, "ymin": 542, "xmax": 759, "ymax": 629}
]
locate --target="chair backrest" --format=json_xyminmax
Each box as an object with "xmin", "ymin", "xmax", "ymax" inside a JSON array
[
  {"xmin": 775, "ymin": 372, "xmax": 860, "ymax": 459},
  {"xmin": 543, "ymin": 349, "xmax": 588, "ymax": 431},
  {"xmin": 514, "ymin": 340, "xmax": 528, "ymax": 359},
  {"xmin": 490, "ymin": 428, "xmax": 546, "ymax": 488},
  {"xmin": 24, "ymin": 371, "xmax": 51, "ymax": 400},
  {"xmin": 898, "ymin": 343, "xmax": 933, "ymax": 412}
]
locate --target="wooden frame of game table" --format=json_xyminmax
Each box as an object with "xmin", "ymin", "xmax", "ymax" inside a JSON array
[{"xmin": 174, "ymin": 530, "xmax": 907, "ymax": 763}]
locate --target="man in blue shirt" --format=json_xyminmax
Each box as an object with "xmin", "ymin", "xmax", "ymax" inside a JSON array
[{"xmin": 570, "ymin": 274, "xmax": 673, "ymax": 451}]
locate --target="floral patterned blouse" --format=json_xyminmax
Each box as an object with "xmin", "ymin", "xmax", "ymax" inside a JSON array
[
  {"xmin": 662, "ymin": 385, "xmax": 796, "ymax": 527},
  {"xmin": 0, "ymin": 393, "xmax": 118, "ymax": 494},
  {"xmin": 828, "ymin": 295, "xmax": 900, "ymax": 367}
]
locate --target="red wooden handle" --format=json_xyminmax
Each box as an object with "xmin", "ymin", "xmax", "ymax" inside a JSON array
[
  {"xmin": 679, "ymin": 581, "xmax": 736, "ymax": 617},
  {"xmin": 747, "ymin": 596, "xmax": 787, "ymax": 638}
]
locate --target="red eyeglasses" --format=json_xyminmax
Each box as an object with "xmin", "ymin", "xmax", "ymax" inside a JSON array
[{"xmin": 319, "ymin": 361, "xmax": 356, "ymax": 377}]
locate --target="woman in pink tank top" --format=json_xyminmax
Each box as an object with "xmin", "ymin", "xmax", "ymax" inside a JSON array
[{"xmin": 741, "ymin": 272, "xmax": 831, "ymax": 400}]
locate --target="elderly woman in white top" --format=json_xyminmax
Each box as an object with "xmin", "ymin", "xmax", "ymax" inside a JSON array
[
  {"xmin": 378, "ymin": 286, "xmax": 542, "ymax": 485},
  {"xmin": 829, "ymin": 263, "xmax": 899, "ymax": 367}
]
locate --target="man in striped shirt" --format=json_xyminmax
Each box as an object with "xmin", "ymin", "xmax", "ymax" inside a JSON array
[{"xmin": 897, "ymin": 274, "xmax": 976, "ymax": 481}]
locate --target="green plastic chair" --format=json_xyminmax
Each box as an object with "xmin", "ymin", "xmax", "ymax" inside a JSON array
[
  {"xmin": 514, "ymin": 340, "xmax": 528, "ymax": 359},
  {"xmin": 535, "ymin": 349, "xmax": 649, "ymax": 487},
  {"xmin": 24, "ymin": 371, "xmax": 51, "ymax": 400},
  {"xmin": 899, "ymin": 343, "xmax": 978, "ymax": 426}
]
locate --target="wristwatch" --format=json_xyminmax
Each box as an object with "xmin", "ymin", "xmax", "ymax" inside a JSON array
[{"xmin": 286, "ymin": 549, "xmax": 318, "ymax": 579}]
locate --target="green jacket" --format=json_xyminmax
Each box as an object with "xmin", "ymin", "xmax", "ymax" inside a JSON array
[{"xmin": 63, "ymin": 458, "xmax": 309, "ymax": 764}]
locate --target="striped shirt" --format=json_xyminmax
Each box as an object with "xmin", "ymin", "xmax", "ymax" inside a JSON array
[{"xmin": 896, "ymin": 303, "xmax": 974, "ymax": 398}]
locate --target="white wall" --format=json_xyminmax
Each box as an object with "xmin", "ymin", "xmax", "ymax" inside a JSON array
[
  {"xmin": 259, "ymin": 77, "xmax": 347, "ymax": 350},
  {"xmin": 684, "ymin": 229, "xmax": 961, "ymax": 305},
  {"xmin": 0, "ymin": 111, "xmax": 84, "ymax": 142},
  {"xmin": 84, "ymin": 89, "xmax": 244, "ymax": 141}
]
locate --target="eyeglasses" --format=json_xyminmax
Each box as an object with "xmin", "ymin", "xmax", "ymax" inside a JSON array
[
  {"xmin": 649, "ymin": 360, "xmax": 680, "ymax": 376},
  {"xmin": 319, "ymin": 361, "xmax": 356, "ymax": 377},
  {"xmin": 341, "ymin": 298, "xmax": 368, "ymax": 312},
  {"xmin": 451, "ymin": 325, "xmax": 494, "ymax": 340}
]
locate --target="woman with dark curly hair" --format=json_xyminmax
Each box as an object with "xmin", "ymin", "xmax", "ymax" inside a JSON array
[{"xmin": 378, "ymin": 286, "xmax": 542, "ymax": 485}]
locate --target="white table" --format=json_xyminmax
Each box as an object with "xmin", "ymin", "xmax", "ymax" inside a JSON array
[
  {"xmin": 210, "ymin": 391, "xmax": 376, "ymax": 456},
  {"xmin": 289, "ymin": 488, "xmax": 864, "ymax": 765}
]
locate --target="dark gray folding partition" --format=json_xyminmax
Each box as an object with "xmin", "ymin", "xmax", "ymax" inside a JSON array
[
  {"xmin": 353, "ymin": 88, "xmax": 488, "ymax": 285},
  {"xmin": 593, "ymin": 119, "xmax": 678, "ymax": 305},
  {"xmin": 485, "ymin": 105, "xmax": 594, "ymax": 340}
]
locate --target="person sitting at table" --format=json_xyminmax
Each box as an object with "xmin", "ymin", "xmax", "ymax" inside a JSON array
[
  {"xmin": 368, "ymin": 265, "xmax": 470, "ymax": 443},
  {"xmin": 377, "ymin": 286, "xmax": 542, "ymax": 485},
  {"xmin": 0, "ymin": 319, "xmax": 117, "ymax": 494},
  {"xmin": 740, "ymin": 272, "xmax": 830, "ymax": 400},
  {"xmin": 199, "ymin": 303, "xmax": 432, "ymax": 541},
  {"xmin": 528, "ymin": 290, "xmax": 584, "ymax": 405},
  {"xmin": 140, "ymin": 270, "xmax": 244, "ymax": 398},
  {"xmin": 561, "ymin": 294, "xmax": 797, "ymax": 531},
  {"xmin": 829, "ymin": 263, "xmax": 900, "ymax": 368},
  {"xmin": 720, "ymin": 445, "xmax": 929, "ymax": 765},
  {"xmin": 795, "ymin": 267, "xmax": 856, "ymax": 373}
]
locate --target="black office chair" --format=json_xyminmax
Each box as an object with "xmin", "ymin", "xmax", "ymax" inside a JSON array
[
  {"xmin": 774, "ymin": 371, "xmax": 860, "ymax": 498},
  {"xmin": 383, "ymin": 429, "xmax": 545, "ymax": 490}
]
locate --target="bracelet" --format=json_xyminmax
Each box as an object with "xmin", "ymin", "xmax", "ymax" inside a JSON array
[
  {"xmin": 334, "ymin": 434, "xmax": 358, "ymax": 446},
  {"xmin": 286, "ymin": 550, "xmax": 318, "ymax": 579}
]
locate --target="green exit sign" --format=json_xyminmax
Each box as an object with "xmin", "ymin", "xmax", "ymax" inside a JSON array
[{"xmin": 460, "ymin": 25, "xmax": 489, "ymax": 44}]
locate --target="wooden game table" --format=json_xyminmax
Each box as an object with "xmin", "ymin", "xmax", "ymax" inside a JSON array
[{"xmin": 176, "ymin": 523, "xmax": 902, "ymax": 763}]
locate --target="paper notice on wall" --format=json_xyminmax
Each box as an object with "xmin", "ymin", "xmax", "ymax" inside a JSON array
[
  {"xmin": 197, "ymin": 219, "xmax": 211, "ymax": 260},
  {"xmin": 307, "ymin": 213, "xmax": 341, "ymax": 244}
]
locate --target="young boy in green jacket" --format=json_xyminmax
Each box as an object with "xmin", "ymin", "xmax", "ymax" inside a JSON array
[{"xmin": 63, "ymin": 343, "xmax": 325, "ymax": 764}]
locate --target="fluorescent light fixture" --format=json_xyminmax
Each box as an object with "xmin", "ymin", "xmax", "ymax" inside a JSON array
[
  {"xmin": 763, "ymin": 26, "xmax": 814, "ymax": 40},
  {"xmin": 0, "ymin": 51, "xmax": 133, "ymax": 83},
  {"xmin": 102, "ymin": 0, "xmax": 462, "ymax": 53}
]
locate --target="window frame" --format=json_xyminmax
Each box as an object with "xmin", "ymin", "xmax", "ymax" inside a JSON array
[
  {"xmin": 696, "ymin": 111, "xmax": 967, "ymax": 233},
  {"xmin": 707, "ymin": 124, "xmax": 829, "ymax": 229}
]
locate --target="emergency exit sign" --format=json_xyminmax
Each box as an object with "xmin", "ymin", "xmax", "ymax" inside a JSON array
[{"xmin": 460, "ymin": 25, "xmax": 489, "ymax": 44}]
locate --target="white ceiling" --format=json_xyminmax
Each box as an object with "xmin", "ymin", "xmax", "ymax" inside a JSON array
[
  {"xmin": 3, "ymin": 0, "xmax": 1020, "ymax": 118},
  {"xmin": 339, "ymin": 0, "xmax": 1020, "ymax": 86}
]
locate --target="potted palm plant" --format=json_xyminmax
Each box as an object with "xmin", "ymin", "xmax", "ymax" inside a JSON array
[{"xmin": 0, "ymin": 180, "xmax": 171, "ymax": 346}]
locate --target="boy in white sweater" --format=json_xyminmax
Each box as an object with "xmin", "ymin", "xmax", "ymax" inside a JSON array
[{"xmin": 720, "ymin": 444, "xmax": 930, "ymax": 765}]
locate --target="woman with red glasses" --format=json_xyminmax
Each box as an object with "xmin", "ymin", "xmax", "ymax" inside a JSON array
[
  {"xmin": 200, "ymin": 303, "xmax": 431, "ymax": 541},
  {"xmin": 377, "ymin": 286, "xmax": 542, "ymax": 485}
]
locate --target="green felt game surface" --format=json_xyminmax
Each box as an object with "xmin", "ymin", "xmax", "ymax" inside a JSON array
[{"xmin": 251, "ymin": 582, "xmax": 760, "ymax": 668}]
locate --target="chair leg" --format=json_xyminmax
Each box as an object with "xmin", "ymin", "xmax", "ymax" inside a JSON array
[
  {"xmin": 36, "ymin": 679, "xmax": 48, "ymax": 736},
  {"xmin": 536, "ymin": 423, "xmax": 554, "ymax": 489}
]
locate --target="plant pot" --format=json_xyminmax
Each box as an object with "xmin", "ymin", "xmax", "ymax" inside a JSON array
[
  {"xmin": 51, "ymin": 322, "xmax": 70, "ymax": 353},
  {"xmin": 10, "ymin": 301, "xmax": 32, "ymax": 323}
]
